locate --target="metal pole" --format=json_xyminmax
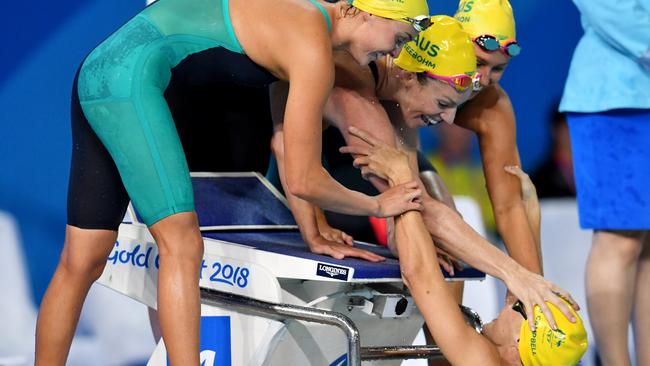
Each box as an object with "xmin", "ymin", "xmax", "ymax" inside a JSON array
[
  {"xmin": 360, "ymin": 345, "xmax": 443, "ymax": 360},
  {"xmin": 200, "ymin": 287, "xmax": 362, "ymax": 366}
]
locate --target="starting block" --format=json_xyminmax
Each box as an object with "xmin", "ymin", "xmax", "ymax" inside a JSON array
[{"xmin": 97, "ymin": 172, "xmax": 484, "ymax": 365}]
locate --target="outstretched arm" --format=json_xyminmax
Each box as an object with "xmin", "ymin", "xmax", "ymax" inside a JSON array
[
  {"xmin": 457, "ymin": 86, "xmax": 543, "ymax": 281},
  {"xmin": 342, "ymin": 126, "xmax": 580, "ymax": 330},
  {"xmin": 359, "ymin": 136, "xmax": 501, "ymax": 365}
]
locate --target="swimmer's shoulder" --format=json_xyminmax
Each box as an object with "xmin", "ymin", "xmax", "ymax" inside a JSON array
[
  {"xmin": 457, "ymin": 84, "xmax": 515, "ymax": 134},
  {"xmin": 230, "ymin": 0, "xmax": 333, "ymax": 79}
]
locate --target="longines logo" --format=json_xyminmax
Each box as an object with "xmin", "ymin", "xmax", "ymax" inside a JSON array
[{"xmin": 316, "ymin": 263, "xmax": 349, "ymax": 281}]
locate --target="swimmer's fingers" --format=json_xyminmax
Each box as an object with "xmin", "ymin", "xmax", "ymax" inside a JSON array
[
  {"xmin": 537, "ymin": 300, "xmax": 559, "ymax": 330},
  {"xmin": 348, "ymin": 126, "xmax": 381, "ymax": 147},
  {"xmin": 376, "ymin": 183, "xmax": 423, "ymax": 217},
  {"xmin": 547, "ymin": 293, "xmax": 577, "ymax": 324},
  {"xmin": 352, "ymin": 156, "xmax": 370, "ymax": 169},
  {"xmin": 316, "ymin": 242, "xmax": 385, "ymax": 262},
  {"xmin": 341, "ymin": 231, "xmax": 354, "ymax": 246},
  {"xmin": 322, "ymin": 227, "xmax": 354, "ymax": 246},
  {"xmin": 437, "ymin": 253, "xmax": 454, "ymax": 276},
  {"xmin": 549, "ymin": 285, "xmax": 580, "ymax": 316},
  {"xmin": 340, "ymin": 145, "xmax": 371, "ymax": 157},
  {"xmin": 555, "ymin": 288, "xmax": 580, "ymax": 311}
]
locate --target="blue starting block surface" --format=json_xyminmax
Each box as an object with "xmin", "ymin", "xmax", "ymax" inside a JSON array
[
  {"xmin": 132, "ymin": 173, "xmax": 298, "ymax": 230},
  {"xmin": 128, "ymin": 173, "xmax": 485, "ymax": 281},
  {"xmin": 204, "ymin": 230, "xmax": 485, "ymax": 281}
]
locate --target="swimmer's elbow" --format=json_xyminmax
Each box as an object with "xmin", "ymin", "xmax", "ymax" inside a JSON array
[
  {"xmin": 270, "ymin": 133, "xmax": 285, "ymax": 159},
  {"xmin": 286, "ymin": 173, "xmax": 316, "ymax": 201}
]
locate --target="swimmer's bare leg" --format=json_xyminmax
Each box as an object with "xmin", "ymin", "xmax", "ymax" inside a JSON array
[
  {"xmin": 35, "ymin": 226, "xmax": 117, "ymax": 366},
  {"xmin": 633, "ymin": 232, "xmax": 650, "ymax": 366},
  {"xmin": 586, "ymin": 230, "xmax": 645, "ymax": 366},
  {"xmin": 149, "ymin": 212, "xmax": 203, "ymax": 365}
]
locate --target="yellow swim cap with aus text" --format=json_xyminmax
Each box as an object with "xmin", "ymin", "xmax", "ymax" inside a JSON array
[
  {"xmin": 394, "ymin": 15, "xmax": 476, "ymax": 78},
  {"xmin": 454, "ymin": 0, "xmax": 516, "ymax": 43}
]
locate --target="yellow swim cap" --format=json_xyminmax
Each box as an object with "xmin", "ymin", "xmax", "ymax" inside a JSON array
[
  {"xmin": 454, "ymin": 0, "xmax": 516, "ymax": 43},
  {"xmin": 518, "ymin": 300, "xmax": 589, "ymax": 366},
  {"xmin": 394, "ymin": 15, "xmax": 476, "ymax": 82},
  {"xmin": 351, "ymin": 0, "xmax": 429, "ymax": 25}
]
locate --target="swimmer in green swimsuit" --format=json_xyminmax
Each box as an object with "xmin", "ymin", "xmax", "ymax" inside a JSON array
[{"xmin": 35, "ymin": 0, "xmax": 431, "ymax": 364}]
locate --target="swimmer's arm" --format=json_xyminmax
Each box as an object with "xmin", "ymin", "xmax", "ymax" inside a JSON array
[
  {"xmin": 504, "ymin": 165, "xmax": 541, "ymax": 253},
  {"xmin": 269, "ymin": 128, "xmax": 323, "ymax": 243},
  {"xmin": 573, "ymin": 0, "xmax": 650, "ymax": 69},
  {"xmin": 469, "ymin": 91, "xmax": 543, "ymax": 278},
  {"xmin": 271, "ymin": 68, "xmax": 378, "ymax": 215},
  {"xmin": 390, "ymin": 168, "xmax": 501, "ymax": 365},
  {"xmin": 270, "ymin": 127, "xmax": 384, "ymax": 261}
]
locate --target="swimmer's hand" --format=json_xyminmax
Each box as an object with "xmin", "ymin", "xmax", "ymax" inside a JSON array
[
  {"xmin": 436, "ymin": 246, "xmax": 464, "ymax": 276},
  {"xmin": 340, "ymin": 126, "xmax": 413, "ymax": 184},
  {"xmin": 304, "ymin": 232, "xmax": 385, "ymax": 262},
  {"xmin": 340, "ymin": 126, "xmax": 423, "ymax": 217},
  {"xmin": 503, "ymin": 267, "xmax": 580, "ymax": 331},
  {"xmin": 374, "ymin": 182, "xmax": 423, "ymax": 217},
  {"xmin": 315, "ymin": 208, "xmax": 354, "ymax": 246}
]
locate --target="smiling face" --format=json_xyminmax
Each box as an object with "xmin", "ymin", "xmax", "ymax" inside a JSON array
[
  {"xmin": 349, "ymin": 14, "xmax": 418, "ymax": 65},
  {"xmin": 396, "ymin": 73, "xmax": 472, "ymax": 128},
  {"xmin": 471, "ymin": 44, "xmax": 511, "ymax": 97}
]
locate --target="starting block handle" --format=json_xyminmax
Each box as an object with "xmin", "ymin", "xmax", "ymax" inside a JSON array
[
  {"xmin": 360, "ymin": 345, "xmax": 443, "ymax": 360},
  {"xmin": 200, "ymin": 287, "xmax": 362, "ymax": 366}
]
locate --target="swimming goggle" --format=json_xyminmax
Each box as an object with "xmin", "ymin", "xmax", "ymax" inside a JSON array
[
  {"xmin": 424, "ymin": 71, "xmax": 483, "ymax": 92},
  {"xmin": 473, "ymin": 35, "xmax": 521, "ymax": 57},
  {"xmin": 403, "ymin": 15, "xmax": 432, "ymax": 32}
]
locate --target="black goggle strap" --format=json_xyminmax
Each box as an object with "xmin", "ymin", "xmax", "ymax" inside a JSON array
[{"xmin": 512, "ymin": 300, "xmax": 528, "ymax": 320}]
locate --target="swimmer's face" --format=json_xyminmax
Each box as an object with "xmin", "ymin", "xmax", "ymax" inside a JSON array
[
  {"xmin": 351, "ymin": 15, "xmax": 417, "ymax": 65},
  {"xmin": 399, "ymin": 76, "xmax": 471, "ymax": 129},
  {"xmin": 482, "ymin": 307, "xmax": 524, "ymax": 366},
  {"xmin": 471, "ymin": 44, "xmax": 510, "ymax": 98}
]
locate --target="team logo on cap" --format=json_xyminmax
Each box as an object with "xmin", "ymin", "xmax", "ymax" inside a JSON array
[{"xmin": 546, "ymin": 328, "xmax": 567, "ymax": 349}]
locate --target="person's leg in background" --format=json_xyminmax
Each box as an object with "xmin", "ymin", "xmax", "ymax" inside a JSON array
[
  {"xmin": 586, "ymin": 230, "xmax": 646, "ymax": 366},
  {"xmin": 633, "ymin": 231, "xmax": 650, "ymax": 366}
]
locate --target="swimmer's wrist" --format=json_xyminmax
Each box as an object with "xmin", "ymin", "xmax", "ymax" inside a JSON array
[
  {"xmin": 369, "ymin": 195, "xmax": 381, "ymax": 216},
  {"xmin": 388, "ymin": 169, "xmax": 414, "ymax": 187}
]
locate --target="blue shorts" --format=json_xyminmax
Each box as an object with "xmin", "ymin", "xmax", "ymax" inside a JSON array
[{"xmin": 567, "ymin": 109, "xmax": 650, "ymax": 229}]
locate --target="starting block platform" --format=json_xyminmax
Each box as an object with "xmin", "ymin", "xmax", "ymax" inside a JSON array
[{"xmin": 98, "ymin": 172, "xmax": 485, "ymax": 365}]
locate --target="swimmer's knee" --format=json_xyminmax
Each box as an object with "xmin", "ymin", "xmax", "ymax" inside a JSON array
[
  {"xmin": 59, "ymin": 253, "xmax": 107, "ymax": 282},
  {"xmin": 593, "ymin": 230, "xmax": 645, "ymax": 262},
  {"xmin": 150, "ymin": 212, "xmax": 204, "ymax": 260},
  {"xmin": 60, "ymin": 226, "xmax": 117, "ymax": 277}
]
